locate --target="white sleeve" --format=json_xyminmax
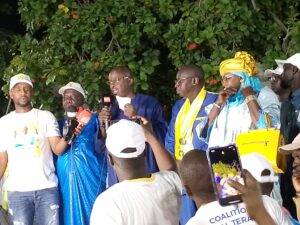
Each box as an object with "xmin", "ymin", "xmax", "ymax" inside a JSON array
[
  {"xmin": 262, "ymin": 195, "xmax": 292, "ymax": 225},
  {"xmin": 162, "ymin": 171, "xmax": 183, "ymax": 194},
  {"xmin": 43, "ymin": 111, "xmax": 61, "ymax": 137},
  {"xmin": 205, "ymin": 103, "xmax": 214, "ymax": 115},
  {"xmin": 90, "ymin": 195, "xmax": 124, "ymax": 225}
]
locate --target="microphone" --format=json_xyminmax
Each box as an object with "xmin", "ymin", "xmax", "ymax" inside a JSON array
[
  {"xmin": 76, "ymin": 107, "xmax": 92, "ymax": 125},
  {"xmin": 63, "ymin": 106, "xmax": 79, "ymax": 144},
  {"xmin": 99, "ymin": 95, "xmax": 113, "ymax": 130}
]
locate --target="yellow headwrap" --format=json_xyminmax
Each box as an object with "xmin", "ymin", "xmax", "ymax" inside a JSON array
[{"xmin": 219, "ymin": 51, "xmax": 258, "ymax": 77}]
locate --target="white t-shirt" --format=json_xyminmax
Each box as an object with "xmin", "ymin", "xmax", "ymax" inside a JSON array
[
  {"xmin": 90, "ymin": 171, "xmax": 182, "ymax": 225},
  {"xmin": 186, "ymin": 195, "xmax": 291, "ymax": 225},
  {"xmin": 0, "ymin": 108, "xmax": 60, "ymax": 192}
]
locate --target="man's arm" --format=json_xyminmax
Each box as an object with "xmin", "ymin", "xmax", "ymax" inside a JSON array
[
  {"xmin": 141, "ymin": 118, "xmax": 177, "ymax": 172},
  {"xmin": 48, "ymin": 136, "xmax": 69, "ymax": 156},
  {"xmin": 0, "ymin": 152, "xmax": 8, "ymax": 180},
  {"xmin": 228, "ymin": 170, "xmax": 277, "ymax": 225}
]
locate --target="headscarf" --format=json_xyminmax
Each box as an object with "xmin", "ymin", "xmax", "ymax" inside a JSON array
[
  {"xmin": 219, "ymin": 51, "xmax": 259, "ymax": 77},
  {"xmin": 218, "ymin": 51, "xmax": 263, "ymax": 107}
]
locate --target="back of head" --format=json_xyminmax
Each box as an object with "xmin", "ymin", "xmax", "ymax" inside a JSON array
[
  {"xmin": 179, "ymin": 150, "xmax": 214, "ymax": 196},
  {"xmin": 178, "ymin": 65, "xmax": 205, "ymax": 84},
  {"xmin": 106, "ymin": 119, "xmax": 146, "ymax": 173}
]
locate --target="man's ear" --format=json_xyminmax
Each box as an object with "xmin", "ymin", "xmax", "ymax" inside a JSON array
[
  {"xmin": 183, "ymin": 184, "xmax": 193, "ymax": 197},
  {"xmin": 128, "ymin": 77, "xmax": 134, "ymax": 86},
  {"xmin": 108, "ymin": 154, "xmax": 114, "ymax": 166},
  {"xmin": 192, "ymin": 77, "xmax": 199, "ymax": 85},
  {"xmin": 9, "ymin": 90, "xmax": 13, "ymax": 100}
]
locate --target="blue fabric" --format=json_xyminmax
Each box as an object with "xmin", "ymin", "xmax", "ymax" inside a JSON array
[
  {"xmin": 104, "ymin": 94, "xmax": 168, "ymax": 186},
  {"xmin": 165, "ymin": 91, "xmax": 218, "ymax": 225},
  {"xmin": 56, "ymin": 114, "xmax": 107, "ymax": 225},
  {"xmin": 290, "ymin": 217, "xmax": 300, "ymax": 225},
  {"xmin": 226, "ymin": 72, "xmax": 267, "ymax": 128},
  {"xmin": 180, "ymin": 191, "xmax": 198, "ymax": 225},
  {"xmin": 291, "ymin": 89, "xmax": 300, "ymax": 129},
  {"xmin": 228, "ymin": 72, "xmax": 263, "ymax": 107},
  {"xmin": 165, "ymin": 92, "xmax": 218, "ymax": 154}
]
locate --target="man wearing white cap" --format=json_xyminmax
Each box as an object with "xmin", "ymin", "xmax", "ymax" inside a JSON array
[
  {"xmin": 0, "ymin": 74, "xmax": 75, "ymax": 225},
  {"xmin": 90, "ymin": 119, "xmax": 181, "ymax": 225},
  {"xmin": 265, "ymin": 67, "xmax": 290, "ymax": 103},
  {"xmin": 56, "ymin": 82, "xmax": 107, "ymax": 225},
  {"xmin": 276, "ymin": 53, "xmax": 300, "ymax": 219}
]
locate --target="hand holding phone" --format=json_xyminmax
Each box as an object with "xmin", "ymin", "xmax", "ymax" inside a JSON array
[{"xmin": 207, "ymin": 144, "xmax": 244, "ymax": 206}]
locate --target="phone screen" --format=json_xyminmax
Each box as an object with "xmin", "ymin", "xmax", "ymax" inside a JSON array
[{"xmin": 207, "ymin": 145, "xmax": 244, "ymax": 205}]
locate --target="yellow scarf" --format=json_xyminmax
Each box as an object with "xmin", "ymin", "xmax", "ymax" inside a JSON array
[{"xmin": 175, "ymin": 88, "xmax": 207, "ymax": 160}]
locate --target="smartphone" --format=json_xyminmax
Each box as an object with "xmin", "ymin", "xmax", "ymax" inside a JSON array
[{"xmin": 207, "ymin": 144, "xmax": 244, "ymax": 206}]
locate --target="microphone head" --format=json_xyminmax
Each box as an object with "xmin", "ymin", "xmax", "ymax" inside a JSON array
[
  {"xmin": 66, "ymin": 106, "xmax": 77, "ymax": 118},
  {"xmin": 99, "ymin": 95, "xmax": 113, "ymax": 108},
  {"xmin": 76, "ymin": 108, "xmax": 92, "ymax": 125}
]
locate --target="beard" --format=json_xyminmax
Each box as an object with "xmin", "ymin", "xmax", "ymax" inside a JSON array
[
  {"xmin": 280, "ymin": 79, "xmax": 292, "ymax": 89},
  {"xmin": 15, "ymin": 97, "xmax": 31, "ymax": 107}
]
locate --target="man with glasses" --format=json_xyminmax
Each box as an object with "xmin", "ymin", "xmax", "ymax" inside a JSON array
[
  {"xmin": 99, "ymin": 66, "xmax": 168, "ymax": 186},
  {"xmin": 164, "ymin": 65, "xmax": 217, "ymax": 224},
  {"xmin": 56, "ymin": 82, "xmax": 107, "ymax": 225},
  {"xmin": 276, "ymin": 53, "xmax": 300, "ymax": 219}
]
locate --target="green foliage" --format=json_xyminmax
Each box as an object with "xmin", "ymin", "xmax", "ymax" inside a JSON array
[{"xmin": 2, "ymin": 0, "xmax": 299, "ymax": 115}]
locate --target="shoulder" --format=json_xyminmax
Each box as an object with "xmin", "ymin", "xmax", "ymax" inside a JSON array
[
  {"xmin": 97, "ymin": 182, "xmax": 126, "ymax": 200},
  {"xmin": 205, "ymin": 91, "xmax": 218, "ymax": 102},
  {"xmin": 172, "ymin": 99, "xmax": 185, "ymax": 110},
  {"xmin": 206, "ymin": 91, "xmax": 218, "ymax": 98},
  {"xmin": 258, "ymin": 86, "xmax": 278, "ymax": 99},
  {"xmin": 155, "ymin": 171, "xmax": 182, "ymax": 190},
  {"xmin": 189, "ymin": 201, "xmax": 220, "ymax": 224},
  {"xmin": 258, "ymin": 87, "xmax": 280, "ymax": 105},
  {"xmin": 136, "ymin": 93, "xmax": 161, "ymax": 105},
  {"xmin": 0, "ymin": 111, "xmax": 15, "ymax": 122},
  {"xmin": 34, "ymin": 109, "xmax": 56, "ymax": 118}
]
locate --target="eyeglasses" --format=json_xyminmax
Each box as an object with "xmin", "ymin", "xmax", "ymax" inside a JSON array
[
  {"xmin": 107, "ymin": 76, "xmax": 129, "ymax": 85},
  {"xmin": 222, "ymin": 74, "xmax": 234, "ymax": 82},
  {"xmin": 174, "ymin": 77, "xmax": 195, "ymax": 85}
]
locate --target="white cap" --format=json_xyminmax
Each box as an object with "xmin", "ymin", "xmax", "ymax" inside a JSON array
[
  {"xmin": 9, "ymin": 73, "xmax": 33, "ymax": 90},
  {"xmin": 106, "ymin": 119, "xmax": 145, "ymax": 158},
  {"xmin": 264, "ymin": 67, "xmax": 283, "ymax": 77},
  {"xmin": 58, "ymin": 82, "xmax": 87, "ymax": 99},
  {"xmin": 241, "ymin": 153, "xmax": 277, "ymax": 183},
  {"xmin": 264, "ymin": 53, "xmax": 300, "ymax": 76},
  {"xmin": 279, "ymin": 133, "xmax": 300, "ymax": 153},
  {"xmin": 275, "ymin": 53, "xmax": 300, "ymax": 71}
]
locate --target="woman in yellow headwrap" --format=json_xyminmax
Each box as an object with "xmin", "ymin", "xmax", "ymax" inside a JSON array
[{"xmin": 208, "ymin": 51, "xmax": 280, "ymax": 147}]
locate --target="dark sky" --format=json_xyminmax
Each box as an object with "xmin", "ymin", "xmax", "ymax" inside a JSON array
[{"xmin": 0, "ymin": 0, "xmax": 25, "ymax": 34}]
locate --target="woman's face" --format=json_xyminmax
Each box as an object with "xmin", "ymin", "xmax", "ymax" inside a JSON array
[{"xmin": 221, "ymin": 73, "xmax": 241, "ymax": 89}]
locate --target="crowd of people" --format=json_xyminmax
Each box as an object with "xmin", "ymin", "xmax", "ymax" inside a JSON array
[{"xmin": 0, "ymin": 51, "xmax": 300, "ymax": 225}]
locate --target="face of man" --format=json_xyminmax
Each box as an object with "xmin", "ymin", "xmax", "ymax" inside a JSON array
[
  {"xmin": 9, "ymin": 83, "xmax": 33, "ymax": 108},
  {"xmin": 175, "ymin": 70, "xmax": 197, "ymax": 98},
  {"xmin": 221, "ymin": 73, "xmax": 241, "ymax": 90},
  {"xmin": 269, "ymin": 74, "xmax": 284, "ymax": 95},
  {"xmin": 281, "ymin": 63, "xmax": 300, "ymax": 91},
  {"xmin": 108, "ymin": 71, "xmax": 132, "ymax": 97},
  {"xmin": 62, "ymin": 89, "xmax": 84, "ymax": 110}
]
